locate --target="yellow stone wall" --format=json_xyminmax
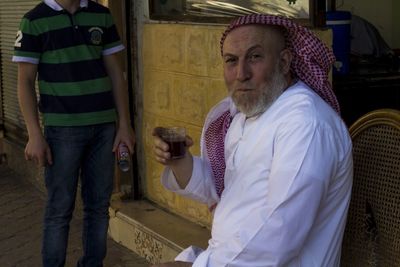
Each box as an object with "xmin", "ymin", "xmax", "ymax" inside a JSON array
[{"xmin": 141, "ymin": 23, "xmax": 332, "ymax": 227}]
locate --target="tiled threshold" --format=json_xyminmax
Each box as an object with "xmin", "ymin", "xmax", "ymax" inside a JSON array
[{"xmin": 108, "ymin": 198, "xmax": 210, "ymax": 264}]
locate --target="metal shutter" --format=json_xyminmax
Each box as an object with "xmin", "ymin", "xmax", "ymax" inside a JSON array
[{"xmin": 0, "ymin": 0, "xmax": 40, "ymax": 144}]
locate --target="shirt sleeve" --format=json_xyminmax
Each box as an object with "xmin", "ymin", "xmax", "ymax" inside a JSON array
[
  {"xmin": 102, "ymin": 10, "xmax": 124, "ymax": 56},
  {"xmin": 192, "ymin": 121, "xmax": 338, "ymax": 266},
  {"xmin": 12, "ymin": 17, "xmax": 41, "ymax": 64},
  {"xmin": 161, "ymin": 156, "xmax": 219, "ymax": 207}
]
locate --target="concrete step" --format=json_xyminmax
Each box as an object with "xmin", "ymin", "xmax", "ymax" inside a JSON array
[{"xmin": 108, "ymin": 199, "xmax": 210, "ymax": 265}]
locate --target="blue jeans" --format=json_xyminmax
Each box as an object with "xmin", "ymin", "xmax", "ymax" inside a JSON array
[{"xmin": 42, "ymin": 123, "xmax": 115, "ymax": 267}]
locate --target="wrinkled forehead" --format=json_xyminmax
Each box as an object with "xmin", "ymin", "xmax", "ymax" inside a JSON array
[{"xmin": 221, "ymin": 24, "xmax": 286, "ymax": 55}]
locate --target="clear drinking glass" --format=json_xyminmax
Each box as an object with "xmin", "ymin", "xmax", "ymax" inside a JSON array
[{"xmin": 159, "ymin": 127, "xmax": 186, "ymax": 159}]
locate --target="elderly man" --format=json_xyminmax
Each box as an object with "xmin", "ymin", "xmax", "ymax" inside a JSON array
[{"xmin": 152, "ymin": 14, "xmax": 353, "ymax": 267}]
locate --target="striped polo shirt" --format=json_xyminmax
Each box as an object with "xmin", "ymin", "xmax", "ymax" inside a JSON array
[{"xmin": 12, "ymin": 0, "xmax": 124, "ymax": 126}]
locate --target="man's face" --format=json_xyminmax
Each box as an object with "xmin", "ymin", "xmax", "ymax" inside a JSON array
[{"xmin": 222, "ymin": 25, "xmax": 290, "ymax": 117}]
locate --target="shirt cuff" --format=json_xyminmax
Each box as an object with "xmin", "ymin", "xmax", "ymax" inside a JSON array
[
  {"xmin": 103, "ymin": 44, "xmax": 124, "ymax": 56},
  {"xmin": 174, "ymin": 245, "xmax": 204, "ymax": 263},
  {"xmin": 12, "ymin": 56, "xmax": 39, "ymax": 64},
  {"xmin": 192, "ymin": 249, "xmax": 212, "ymax": 267}
]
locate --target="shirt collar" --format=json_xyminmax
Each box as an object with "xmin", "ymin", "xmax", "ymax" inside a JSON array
[{"xmin": 44, "ymin": 0, "xmax": 88, "ymax": 11}]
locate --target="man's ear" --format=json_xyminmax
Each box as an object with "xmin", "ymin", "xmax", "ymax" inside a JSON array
[{"xmin": 279, "ymin": 48, "xmax": 292, "ymax": 75}]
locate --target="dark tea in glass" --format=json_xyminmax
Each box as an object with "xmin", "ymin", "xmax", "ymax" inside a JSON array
[
  {"xmin": 160, "ymin": 127, "xmax": 186, "ymax": 159},
  {"xmin": 164, "ymin": 138, "xmax": 185, "ymax": 159}
]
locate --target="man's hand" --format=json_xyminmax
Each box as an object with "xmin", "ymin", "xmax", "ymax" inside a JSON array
[
  {"xmin": 113, "ymin": 123, "xmax": 136, "ymax": 155},
  {"xmin": 152, "ymin": 127, "xmax": 193, "ymax": 165},
  {"xmin": 151, "ymin": 261, "xmax": 192, "ymax": 267},
  {"xmin": 25, "ymin": 133, "xmax": 52, "ymax": 167},
  {"xmin": 152, "ymin": 127, "xmax": 194, "ymax": 189}
]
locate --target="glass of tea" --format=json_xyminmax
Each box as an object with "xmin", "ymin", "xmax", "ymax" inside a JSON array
[{"xmin": 160, "ymin": 127, "xmax": 186, "ymax": 159}]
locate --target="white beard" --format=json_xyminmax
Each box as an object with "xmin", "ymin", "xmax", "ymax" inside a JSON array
[{"xmin": 231, "ymin": 63, "xmax": 288, "ymax": 118}]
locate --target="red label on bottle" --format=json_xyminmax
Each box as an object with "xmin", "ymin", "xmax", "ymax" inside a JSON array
[{"xmin": 118, "ymin": 143, "xmax": 129, "ymax": 161}]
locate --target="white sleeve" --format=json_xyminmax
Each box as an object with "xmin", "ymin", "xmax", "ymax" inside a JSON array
[
  {"xmin": 192, "ymin": 122, "xmax": 338, "ymax": 266},
  {"xmin": 161, "ymin": 156, "xmax": 219, "ymax": 206}
]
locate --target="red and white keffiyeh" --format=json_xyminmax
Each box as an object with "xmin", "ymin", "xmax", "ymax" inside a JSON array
[
  {"xmin": 204, "ymin": 110, "xmax": 232, "ymax": 197},
  {"xmin": 205, "ymin": 14, "xmax": 339, "ymax": 199}
]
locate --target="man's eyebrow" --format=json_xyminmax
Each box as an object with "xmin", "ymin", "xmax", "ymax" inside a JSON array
[
  {"xmin": 222, "ymin": 52, "xmax": 236, "ymax": 58},
  {"xmin": 223, "ymin": 44, "xmax": 264, "ymax": 57}
]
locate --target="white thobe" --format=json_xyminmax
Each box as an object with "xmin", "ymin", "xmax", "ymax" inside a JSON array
[{"xmin": 162, "ymin": 81, "xmax": 353, "ymax": 267}]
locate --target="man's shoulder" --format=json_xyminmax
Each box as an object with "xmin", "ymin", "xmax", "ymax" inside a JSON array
[
  {"xmin": 23, "ymin": 3, "xmax": 52, "ymax": 21},
  {"xmin": 87, "ymin": 0, "xmax": 111, "ymax": 14},
  {"xmin": 273, "ymin": 82, "xmax": 343, "ymax": 126}
]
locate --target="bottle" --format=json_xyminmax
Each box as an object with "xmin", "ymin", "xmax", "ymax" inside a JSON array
[{"xmin": 117, "ymin": 143, "xmax": 130, "ymax": 172}]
